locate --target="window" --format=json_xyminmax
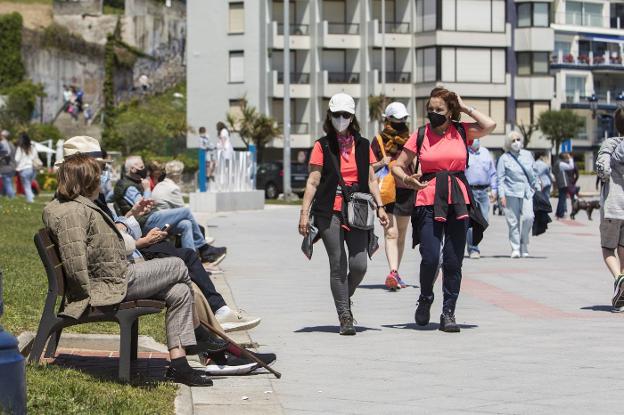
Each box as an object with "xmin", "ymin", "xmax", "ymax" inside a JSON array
[
  {"xmin": 415, "ymin": 48, "xmax": 437, "ymax": 82},
  {"xmin": 228, "ymin": 2, "xmax": 244, "ymax": 34},
  {"xmin": 415, "ymin": 0, "xmax": 437, "ymax": 32},
  {"xmin": 517, "ymin": 2, "xmax": 550, "ymax": 27},
  {"xmin": 566, "ymin": 75, "xmax": 586, "ymax": 100},
  {"xmin": 461, "ymin": 98, "xmax": 506, "ymax": 134},
  {"xmin": 566, "ymin": 1, "xmax": 604, "ymax": 27},
  {"xmin": 440, "ymin": 48, "xmax": 505, "ymax": 83},
  {"xmin": 516, "ymin": 52, "xmax": 549, "ymax": 75},
  {"xmin": 554, "ymin": 41, "xmax": 571, "ymax": 55},
  {"xmin": 229, "ymin": 51, "xmax": 244, "ymax": 83},
  {"xmin": 516, "ymin": 101, "xmax": 550, "ymax": 125},
  {"xmin": 439, "ymin": 0, "xmax": 505, "ymax": 32}
]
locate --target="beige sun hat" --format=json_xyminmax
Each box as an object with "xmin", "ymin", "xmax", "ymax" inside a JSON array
[{"xmin": 55, "ymin": 136, "xmax": 110, "ymax": 166}]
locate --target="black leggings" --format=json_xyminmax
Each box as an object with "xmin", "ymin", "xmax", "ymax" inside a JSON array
[
  {"xmin": 140, "ymin": 241, "xmax": 227, "ymax": 312},
  {"xmin": 417, "ymin": 206, "xmax": 468, "ymax": 313}
]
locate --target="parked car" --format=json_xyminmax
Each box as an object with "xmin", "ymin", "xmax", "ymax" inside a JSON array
[{"xmin": 256, "ymin": 161, "xmax": 308, "ymax": 199}]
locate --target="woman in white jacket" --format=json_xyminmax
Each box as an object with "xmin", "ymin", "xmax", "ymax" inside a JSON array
[{"xmin": 14, "ymin": 133, "xmax": 40, "ymax": 203}]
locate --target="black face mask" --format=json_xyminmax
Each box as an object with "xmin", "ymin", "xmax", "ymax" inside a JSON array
[
  {"xmin": 390, "ymin": 121, "xmax": 408, "ymax": 132},
  {"xmin": 427, "ymin": 111, "xmax": 448, "ymax": 129},
  {"xmin": 135, "ymin": 168, "xmax": 148, "ymax": 179}
]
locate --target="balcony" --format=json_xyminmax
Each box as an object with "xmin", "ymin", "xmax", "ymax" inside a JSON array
[
  {"xmin": 372, "ymin": 70, "xmax": 411, "ymax": 97},
  {"xmin": 414, "ymin": 74, "xmax": 511, "ymax": 99},
  {"xmin": 514, "ymin": 27, "xmax": 554, "ymax": 52},
  {"xmin": 555, "ymin": 11, "xmax": 608, "ymax": 28},
  {"xmin": 514, "ymin": 76, "xmax": 554, "ymax": 101},
  {"xmin": 322, "ymin": 70, "xmax": 361, "ymax": 97},
  {"xmin": 562, "ymin": 90, "xmax": 621, "ymax": 111},
  {"xmin": 320, "ymin": 21, "xmax": 361, "ymax": 48},
  {"xmin": 551, "ymin": 52, "xmax": 624, "ymax": 72},
  {"xmin": 415, "ymin": 28, "xmax": 510, "ymax": 49},
  {"xmin": 270, "ymin": 71, "xmax": 311, "ymax": 98},
  {"xmin": 370, "ymin": 20, "xmax": 412, "ymax": 48},
  {"xmin": 268, "ymin": 21, "xmax": 310, "ymax": 50}
]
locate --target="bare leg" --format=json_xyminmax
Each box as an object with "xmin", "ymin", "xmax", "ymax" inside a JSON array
[
  {"xmin": 383, "ymin": 213, "xmax": 399, "ymax": 271},
  {"xmin": 395, "ymin": 215, "xmax": 411, "ymax": 270},
  {"xmin": 169, "ymin": 346, "xmax": 186, "ymax": 360},
  {"xmin": 618, "ymin": 246, "xmax": 624, "ymax": 275},
  {"xmin": 603, "ymin": 248, "xmax": 620, "ymax": 279}
]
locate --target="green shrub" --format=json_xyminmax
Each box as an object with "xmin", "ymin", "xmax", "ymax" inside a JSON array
[
  {"xmin": 0, "ymin": 13, "xmax": 25, "ymax": 89},
  {"xmin": 1, "ymin": 81, "xmax": 46, "ymax": 124},
  {"xmin": 38, "ymin": 23, "xmax": 104, "ymax": 58}
]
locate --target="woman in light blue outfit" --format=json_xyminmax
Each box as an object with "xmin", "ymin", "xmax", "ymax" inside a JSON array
[
  {"xmin": 534, "ymin": 151, "xmax": 553, "ymax": 199},
  {"xmin": 14, "ymin": 133, "xmax": 39, "ymax": 203},
  {"xmin": 497, "ymin": 131, "xmax": 539, "ymax": 258}
]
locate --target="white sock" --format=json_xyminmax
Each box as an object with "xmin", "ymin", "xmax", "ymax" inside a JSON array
[{"xmin": 215, "ymin": 305, "xmax": 232, "ymax": 317}]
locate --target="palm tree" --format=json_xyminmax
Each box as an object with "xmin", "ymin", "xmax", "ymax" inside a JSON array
[
  {"xmin": 227, "ymin": 98, "xmax": 281, "ymax": 162},
  {"xmin": 368, "ymin": 94, "xmax": 388, "ymax": 132}
]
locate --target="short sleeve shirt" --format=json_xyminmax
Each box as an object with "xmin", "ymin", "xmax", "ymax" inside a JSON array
[
  {"xmin": 309, "ymin": 141, "xmax": 377, "ymax": 212},
  {"xmin": 403, "ymin": 123, "xmax": 473, "ymax": 207}
]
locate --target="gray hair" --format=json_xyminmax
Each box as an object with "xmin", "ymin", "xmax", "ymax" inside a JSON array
[
  {"xmin": 124, "ymin": 155, "xmax": 143, "ymax": 171},
  {"xmin": 504, "ymin": 131, "xmax": 522, "ymax": 152},
  {"xmin": 165, "ymin": 160, "xmax": 184, "ymax": 176}
]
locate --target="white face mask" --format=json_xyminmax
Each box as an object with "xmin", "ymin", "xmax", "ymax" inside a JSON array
[
  {"xmin": 332, "ymin": 117, "xmax": 351, "ymax": 134},
  {"xmin": 511, "ymin": 141, "xmax": 523, "ymax": 152}
]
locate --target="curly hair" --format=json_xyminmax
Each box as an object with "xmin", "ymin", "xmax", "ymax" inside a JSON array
[{"xmin": 426, "ymin": 87, "xmax": 461, "ymax": 121}]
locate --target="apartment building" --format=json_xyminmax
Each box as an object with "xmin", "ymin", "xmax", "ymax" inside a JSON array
[{"xmin": 186, "ymin": 0, "xmax": 576, "ymax": 154}]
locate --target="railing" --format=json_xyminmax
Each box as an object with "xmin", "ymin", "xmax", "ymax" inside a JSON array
[
  {"xmin": 328, "ymin": 72, "xmax": 360, "ymax": 83},
  {"xmin": 277, "ymin": 23, "xmax": 310, "ymax": 35},
  {"xmin": 277, "ymin": 72, "xmax": 310, "ymax": 84},
  {"xmin": 327, "ymin": 22, "xmax": 360, "ymax": 35},
  {"xmin": 377, "ymin": 21, "xmax": 411, "ymax": 34},
  {"xmin": 551, "ymin": 51, "xmax": 624, "ymax": 67},
  {"xmin": 611, "ymin": 16, "xmax": 624, "ymax": 29},
  {"xmin": 565, "ymin": 91, "xmax": 622, "ymax": 106},
  {"xmin": 556, "ymin": 11, "xmax": 608, "ymax": 28},
  {"xmin": 279, "ymin": 122, "xmax": 309, "ymax": 134},
  {"xmin": 378, "ymin": 71, "xmax": 411, "ymax": 83}
]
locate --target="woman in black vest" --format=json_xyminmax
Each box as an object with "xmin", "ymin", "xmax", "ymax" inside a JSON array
[{"xmin": 298, "ymin": 93, "xmax": 389, "ymax": 335}]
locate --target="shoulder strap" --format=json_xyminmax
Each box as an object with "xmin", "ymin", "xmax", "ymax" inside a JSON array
[
  {"xmin": 508, "ymin": 152, "xmax": 532, "ymax": 183},
  {"xmin": 375, "ymin": 134, "xmax": 386, "ymax": 158},
  {"xmin": 322, "ymin": 142, "xmax": 351, "ymax": 200},
  {"xmin": 414, "ymin": 126, "xmax": 426, "ymax": 173}
]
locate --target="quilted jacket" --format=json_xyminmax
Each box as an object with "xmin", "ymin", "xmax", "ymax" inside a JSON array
[{"xmin": 43, "ymin": 196, "xmax": 129, "ymax": 319}]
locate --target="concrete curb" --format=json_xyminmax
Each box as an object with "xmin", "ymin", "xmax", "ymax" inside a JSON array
[{"xmin": 175, "ymin": 384, "xmax": 194, "ymax": 415}]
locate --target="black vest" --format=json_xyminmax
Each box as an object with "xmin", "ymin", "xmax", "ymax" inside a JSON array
[
  {"xmin": 112, "ymin": 175, "xmax": 142, "ymax": 217},
  {"xmin": 311, "ymin": 133, "xmax": 371, "ymax": 221}
]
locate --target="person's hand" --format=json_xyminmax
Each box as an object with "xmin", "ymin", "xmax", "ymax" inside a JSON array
[
  {"xmin": 139, "ymin": 228, "xmax": 168, "ymax": 247},
  {"xmin": 382, "ymin": 156, "xmax": 392, "ymax": 166},
  {"xmin": 298, "ymin": 212, "xmax": 309, "ymax": 236},
  {"xmin": 377, "ymin": 207, "xmax": 389, "ymax": 228},
  {"xmin": 128, "ymin": 197, "xmax": 154, "ymax": 217},
  {"xmin": 403, "ymin": 173, "xmax": 428, "ymax": 190},
  {"xmin": 457, "ymin": 94, "xmax": 469, "ymax": 113},
  {"xmin": 489, "ymin": 192, "xmax": 496, "ymax": 203},
  {"xmin": 141, "ymin": 178, "xmax": 151, "ymax": 192},
  {"xmin": 500, "ymin": 196, "xmax": 507, "ymax": 208}
]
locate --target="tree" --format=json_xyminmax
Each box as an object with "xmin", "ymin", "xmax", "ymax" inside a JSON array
[
  {"xmin": 0, "ymin": 13, "xmax": 25, "ymax": 90},
  {"xmin": 537, "ymin": 109, "xmax": 585, "ymax": 155},
  {"xmin": 368, "ymin": 94, "xmax": 388, "ymax": 131},
  {"xmin": 227, "ymin": 98, "xmax": 281, "ymax": 162},
  {"xmin": 516, "ymin": 122, "xmax": 537, "ymax": 148}
]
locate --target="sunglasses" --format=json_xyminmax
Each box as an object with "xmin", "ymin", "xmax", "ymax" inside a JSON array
[
  {"xmin": 512, "ymin": 138, "xmax": 522, "ymax": 142},
  {"xmin": 331, "ymin": 112, "xmax": 352, "ymax": 119}
]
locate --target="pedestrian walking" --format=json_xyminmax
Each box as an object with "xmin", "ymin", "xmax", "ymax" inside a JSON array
[
  {"xmin": 465, "ymin": 139, "xmax": 497, "ymax": 259},
  {"xmin": 534, "ymin": 151, "xmax": 553, "ymax": 199},
  {"xmin": 0, "ymin": 130, "xmax": 16, "ymax": 198},
  {"xmin": 14, "ymin": 133, "xmax": 41, "ymax": 203},
  {"xmin": 497, "ymin": 131, "xmax": 539, "ymax": 258},
  {"xmin": 371, "ymin": 102, "xmax": 414, "ymax": 291},
  {"xmin": 553, "ymin": 152, "xmax": 575, "ymax": 219},
  {"xmin": 298, "ymin": 93, "xmax": 389, "ymax": 335},
  {"xmin": 199, "ymin": 126, "xmax": 217, "ymax": 184},
  {"xmin": 391, "ymin": 87, "xmax": 495, "ymax": 332},
  {"xmin": 595, "ymin": 108, "xmax": 624, "ymax": 312}
]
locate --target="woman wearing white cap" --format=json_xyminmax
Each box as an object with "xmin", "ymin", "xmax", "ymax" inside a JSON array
[
  {"xmin": 497, "ymin": 131, "xmax": 539, "ymax": 258},
  {"xmin": 299, "ymin": 93, "xmax": 389, "ymax": 335},
  {"xmin": 371, "ymin": 102, "xmax": 414, "ymax": 291}
]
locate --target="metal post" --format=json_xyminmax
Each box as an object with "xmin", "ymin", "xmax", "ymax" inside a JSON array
[
  {"xmin": 381, "ymin": 0, "xmax": 386, "ymax": 95},
  {"xmin": 283, "ymin": 0, "xmax": 292, "ymax": 198},
  {"xmin": 198, "ymin": 147, "xmax": 206, "ymax": 192}
]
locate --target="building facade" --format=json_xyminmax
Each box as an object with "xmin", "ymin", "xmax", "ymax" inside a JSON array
[{"xmin": 187, "ymin": 0, "xmax": 624, "ymax": 160}]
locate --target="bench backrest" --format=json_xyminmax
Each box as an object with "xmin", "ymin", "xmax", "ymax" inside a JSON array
[{"xmin": 34, "ymin": 228, "xmax": 66, "ymax": 298}]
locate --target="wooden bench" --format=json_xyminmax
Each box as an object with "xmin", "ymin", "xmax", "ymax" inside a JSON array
[{"xmin": 29, "ymin": 228, "xmax": 166, "ymax": 381}]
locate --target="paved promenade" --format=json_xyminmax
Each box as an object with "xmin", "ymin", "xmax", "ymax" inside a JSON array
[{"xmin": 195, "ymin": 204, "xmax": 624, "ymax": 414}]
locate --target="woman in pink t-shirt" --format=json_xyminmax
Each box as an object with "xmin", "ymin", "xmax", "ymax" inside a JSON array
[{"xmin": 391, "ymin": 87, "xmax": 496, "ymax": 332}]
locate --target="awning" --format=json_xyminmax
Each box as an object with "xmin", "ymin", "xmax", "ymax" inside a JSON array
[{"xmin": 580, "ymin": 33, "xmax": 624, "ymax": 44}]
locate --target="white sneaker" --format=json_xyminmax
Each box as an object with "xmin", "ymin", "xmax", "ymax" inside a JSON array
[
  {"xmin": 511, "ymin": 251, "xmax": 521, "ymax": 259},
  {"xmin": 217, "ymin": 309, "xmax": 262, "ymax": 332},
  {"xmin": 205, "ymin": 236, "xmax": 216, "ymax": 245},
  {"xmin": 469, "ymin": 251, "xmax": 481, "ymax": 259},
  {"xmin": 203, "ymin": 361, "xmax": 257, "ymax": 375},
  {"xmin": 521, "ymin": 252, "xmax": 530, "ymax": 258}
]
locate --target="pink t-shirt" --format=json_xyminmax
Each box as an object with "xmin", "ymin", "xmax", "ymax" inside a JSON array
[
  {"xmin": 309, "ymin": 141, "xmax": 376, "ymax": 212},
  {"xmin": 403, "ymin": 123, "xmax": 473, "ymax": 207}
]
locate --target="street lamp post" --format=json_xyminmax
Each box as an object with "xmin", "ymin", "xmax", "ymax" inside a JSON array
[
  {"xmin": 381, "ymin": 0, "xmax": 386, "ymax": 95},
  {"xmin": 282, "ymin": 0, "xmax": 293, "ymax": 199}
]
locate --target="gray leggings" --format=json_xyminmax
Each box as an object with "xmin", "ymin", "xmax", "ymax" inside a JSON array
[{"xmin": 320, "ymin": 214, "xmax": 368, "ymax": 316}]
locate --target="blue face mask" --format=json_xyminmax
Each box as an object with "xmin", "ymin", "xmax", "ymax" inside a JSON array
[
  {"xmin": 100, "ymin": 168, "xmax": 111, "ymax": 189},
  {"xmin": 471, "ymin": 139, "xmax": 480, "ymax": 151}
]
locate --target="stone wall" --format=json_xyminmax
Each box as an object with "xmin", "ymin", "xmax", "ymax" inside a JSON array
[{"xmin": 53, "ymin": 0, "xmax": 103, "ymax": 16}]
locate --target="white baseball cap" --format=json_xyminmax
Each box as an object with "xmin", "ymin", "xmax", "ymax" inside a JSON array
[
  {"xmin": 329, "ymin": 93, "xmax": 356, "ymax": 114},
  {"xmin": 384, "ymin": 102, "xmax": 409, "ymax": 120}
]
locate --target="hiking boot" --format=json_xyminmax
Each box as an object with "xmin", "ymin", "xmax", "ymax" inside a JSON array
[
  {"xmin": 385, "ymin": 270, "xmax": 399, "ymax": 291},
  {"xmin": 415, "ymin": 296, "xmax": 433, "ymax": 326},
  {"xmin": 439, "ymin": 312, "xmax": 460, "ymax": 333},
  {"xmin": 339, "ymin": 311, "xmax": 356, "ymax": 335},
  {"xmin": 612, "ymin": 275, "xmax": 624, "ymax": 309}
]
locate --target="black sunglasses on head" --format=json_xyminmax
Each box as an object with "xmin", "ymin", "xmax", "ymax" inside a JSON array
[{"xmin": 331, "ymin": 112, "xmax": 352, "ymax": 119}]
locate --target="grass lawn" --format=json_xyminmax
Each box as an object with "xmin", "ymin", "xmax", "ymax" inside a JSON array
[{"xmin": 0, "ymin": 198, "xmax": 176, "ymax": 414}]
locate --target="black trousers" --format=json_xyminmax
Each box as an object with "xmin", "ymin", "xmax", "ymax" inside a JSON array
[
  {"xmin": 417, "ymin": 206, "xmax": 468, "ymax": 313},
  {"xmin": 140, "ymin": 241, "xmax": 227, "ymax": 312}
]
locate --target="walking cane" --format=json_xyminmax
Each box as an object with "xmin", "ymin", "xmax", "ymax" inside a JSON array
[{"xmin": 199, "ymin": 321, "xmax": 282, "ymax": 379}]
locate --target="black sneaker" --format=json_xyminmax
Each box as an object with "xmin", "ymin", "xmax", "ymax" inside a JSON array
[
  {"xmin": 439, "ymin": 313, "xmax": 460, "ymax": 333},
  {"xmin": 186, "ymin": 336, "xmax": 229, "ymax": 355},
  {"xmin": 613, "ymin": 275, "xmax": 624, "ymax": 308},
  {"xmin": 166, "ymin": 367, "xmax": 213, "ymax": 386},
  {"xmin": 200, "ymin": 246, "xmax": 227, "ymax": 264},
  {"xmin": 415, "ymin": 296, "xmax": 433, "ymax": 326},
  {"xmin": 339, "ymin": 311, "xmax": 356, "ymax": 335}
]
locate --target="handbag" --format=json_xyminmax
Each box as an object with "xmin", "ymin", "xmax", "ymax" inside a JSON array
[
  {"xmin": 325, "ymin": 143, "xmax": 376, "ymax": 230},
  {"xmin": 374, "ymin": 135, "xmax": 396, "ymax": 206},
  {"xmin": 301, "ymin": 214, "xmax": 319, "ymax": 260}
]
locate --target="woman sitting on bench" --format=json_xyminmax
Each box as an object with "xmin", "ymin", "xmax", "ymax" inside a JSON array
[{"xmin": 42, "ymin": 153, "xmax": 218, "ymax": 386}]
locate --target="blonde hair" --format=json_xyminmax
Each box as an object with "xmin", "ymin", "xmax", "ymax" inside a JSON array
[{"xmin": 165, "ymin": 160, "xmax": 184, "ymax": 176}]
